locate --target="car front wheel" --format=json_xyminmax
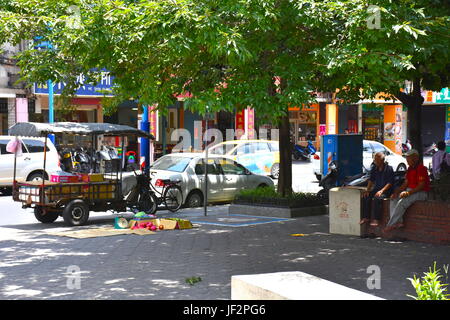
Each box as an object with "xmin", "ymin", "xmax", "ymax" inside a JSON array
[{"xmin": 271, "ymin": 163, "xmax": 280, "ymax": 179}]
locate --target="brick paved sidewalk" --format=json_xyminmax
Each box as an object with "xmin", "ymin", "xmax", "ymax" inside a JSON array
[{"xmin": 0, "ymin": 206, "xmax": 449, "ymax": 300}]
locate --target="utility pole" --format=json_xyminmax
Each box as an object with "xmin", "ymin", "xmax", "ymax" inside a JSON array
[
  {"xmin": 204, "ymin": 107, "xmax": 210, "ymax": 217},
  {"xmin": 140, "ymin": 105, "xmax": 150, "ymax": 175},
  {"xmin": 47, "ymin": 79, "xmax": 55, "ymax": 144}
]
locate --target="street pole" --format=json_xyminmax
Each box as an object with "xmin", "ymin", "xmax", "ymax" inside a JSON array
[
  {"xmin": 140, "ymin": 105, "xmax": 150, "ymax": 175},
  {"xmin": 204, "ymin": 110, "xmax": 209, "ymax": 217},
  {"xmin": 47, "ymin": 79, "xmax": 55, "ymax": 144}
]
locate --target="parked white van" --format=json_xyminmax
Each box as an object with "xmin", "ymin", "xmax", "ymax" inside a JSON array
[{"xmin": 0, "ymin": 136, "xmax": 60, "ymax": 193}]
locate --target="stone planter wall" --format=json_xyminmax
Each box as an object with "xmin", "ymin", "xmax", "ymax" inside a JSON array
[
  {"xmin": 364, "ymin": 200, "xmax": 450, "ymax": 244},
  {"xmin": 229, "ymin": 203, "xmax": 328, "ymax": 218}
]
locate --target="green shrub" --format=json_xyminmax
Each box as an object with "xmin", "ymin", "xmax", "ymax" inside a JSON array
[
  {"xmin": 407, "ymin": 262, "xmax": 449, "ymax": 300},
  {"xmin": 234, "ymin": 186, "xmax": 326, "ymax": 208}
]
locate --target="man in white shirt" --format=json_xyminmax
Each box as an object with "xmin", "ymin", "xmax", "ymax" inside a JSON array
[{"xmin": 432, "ymin": 141, "xmax": 450, "ymax": 179}]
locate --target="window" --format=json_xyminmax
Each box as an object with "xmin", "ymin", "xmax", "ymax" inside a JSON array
[
  {"xmin": 152, "ymin": 156, "xmax": 192, "ymax": 172},
  {"xmin": 209, "ymin": 143, "xmax": 238, "ymax": 155},
  {"xmin": 22, "ymin": 139, "xmax": 50, "ymax": 153},
  {"xmin": 363, "ymin": 141, "xmax": 372, "ymax": 153},
  {"xmin": 0, "ymin": 139, "xmax": 27, "ymax": 155},
  {"xmin": 269, "ymin": 142, "xmax": 279, "ymax": 152},
  {"xmin": 234, "ymin": 143, "xmax": 256, "ymax": 155},
  {"xmin": 194, "ymin": 159, "xmax": 221, "ymax": 175},
  {"xmin": 217, "ymin": 158, "xmax": 247, "ymax": 175},
  {"xmin": 371, "ymin": 142, "xmax": 388, "ymax": 155},
  {"xmin": 255, "ymin": 142, "xmax": 270, "ymax": 152}
]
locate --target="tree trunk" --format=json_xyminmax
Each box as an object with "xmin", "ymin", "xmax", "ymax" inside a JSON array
[
  {"xmin": 277, "ymin": 111, "xmax": 293, "ymax": 197},
  {"xmin": 395, "ymin": 78, "xmax": 424, "ymax": 160}
]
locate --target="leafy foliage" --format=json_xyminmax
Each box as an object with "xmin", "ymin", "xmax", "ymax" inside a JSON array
[
  {"xmin": 0, "ymin": 0, "xmax": 448, "ymax": 190},
  {"xmin": 407, "ymin": 262, "xmax": 449, "ymax": 300},
  {"xmin": 234, "ymin": 186, "xmax": 326, "ymax": 208}
]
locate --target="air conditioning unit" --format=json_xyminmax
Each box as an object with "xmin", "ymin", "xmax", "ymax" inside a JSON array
[{"xmin": 7, "ymin": 72, "xmax": 25, "ymax": 89}]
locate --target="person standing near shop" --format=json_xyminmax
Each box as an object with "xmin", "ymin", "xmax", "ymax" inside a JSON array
[
  {"xmin": 384, "ymin": 149, "xmax": 430, "ymax": 232},
  {"xmin": 360, "ymin": 152, "xmax": 394, "ymax": 227}
]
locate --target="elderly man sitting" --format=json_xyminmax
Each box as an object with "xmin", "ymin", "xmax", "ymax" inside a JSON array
[
  {"xmin": 384, "ymin": 149, "xmax": 430, "ymax": 232},
  {"xmin": 360, "ymin": 152, "xmax": 394, "ymax": 227}
]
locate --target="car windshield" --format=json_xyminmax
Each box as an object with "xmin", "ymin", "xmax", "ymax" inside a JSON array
[
  {"xmin": 208, "ymin": 144, "xmax": 238, "ymax": 155},
  {"xmin": 151, "ymin": 156, "xmax": 192, "ymax": 172}
]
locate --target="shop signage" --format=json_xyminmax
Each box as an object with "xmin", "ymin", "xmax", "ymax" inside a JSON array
[
  {"xmin": 34, "ymin": 72, "xmax": 114, "ymax": 97},
  {"xmin": 435, "ymin": 88, "xmax": 450, "ymax": 104}
]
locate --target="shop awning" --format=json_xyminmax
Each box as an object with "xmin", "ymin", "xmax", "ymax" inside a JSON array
[{"xmin": 8, "ymin": 122, "xmax": 155, "ymax": 139}]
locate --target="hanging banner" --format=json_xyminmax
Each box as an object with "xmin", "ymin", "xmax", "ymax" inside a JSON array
[
  {"xmin": 246, "ymin": 107, "xmax": 255, "ymax": 139},
  {"xmin": 149, "ymin": 105, "xmax": 159, "ymax": 140},
  {"xmin": 235, "ymin": 109, "xmax": 246, "ymax": 139},
  {"xmin": 15, "ymin": 98, "xmax": 28, "ymax": 122},
  {"xmin": 383, "ymin": 105, "xmax": 402, "ymax": 154},
  {"xmin": 326, "ymin": 104, "xmax": 337, "ymax": 134}
]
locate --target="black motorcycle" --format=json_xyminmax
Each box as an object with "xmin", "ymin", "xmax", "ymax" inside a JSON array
[
  {"xmin": 318, "ymin": 162, "xmax": 406, "ymax": 202},
  {"xmin": 74, "ymin": 147, "xmax": 92, "ymax": 173},
  {"xmin": 317, "ymin": 161, "xmax": 338, "ymax": 201}
]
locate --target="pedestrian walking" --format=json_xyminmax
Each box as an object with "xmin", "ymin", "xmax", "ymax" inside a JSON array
[
  {"xmin": 359, "ymin": 152, "xmax": 394, "ymax": 227},
  {"xmin": 384, "ymin": 149, "xmax": 430, "ymax": 232}
]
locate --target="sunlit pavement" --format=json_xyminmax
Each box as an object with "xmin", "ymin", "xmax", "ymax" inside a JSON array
[{"xmin": 0, "ymin": 156, "xmax": 445, "ymax": 300}]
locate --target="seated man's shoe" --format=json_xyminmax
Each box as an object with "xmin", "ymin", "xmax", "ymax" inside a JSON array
[
  {"xmin": 359, "ymin": 218, "xmax": 370, "ymax": 225},
  {"xmin": 370, "ymin": 220, "xmax": 379, "ymax": 227}
]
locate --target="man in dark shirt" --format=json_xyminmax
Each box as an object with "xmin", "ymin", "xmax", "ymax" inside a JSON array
[{"xmin": 360, "ymin": 152, "xmax": 395, "ymax": 227}]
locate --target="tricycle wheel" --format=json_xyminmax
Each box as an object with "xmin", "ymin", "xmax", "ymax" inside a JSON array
[
  {"xmin": 34, "ymin": 207, "xmax": 59, "ymax": 223},
  {"xmin": 63, "ymin": 200, "xmax": 90, "ymax": 226}
]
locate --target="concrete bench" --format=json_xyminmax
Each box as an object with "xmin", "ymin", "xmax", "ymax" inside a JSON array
[{"xmin": 231, "ymin": 271, "xmax": 383, "ymax": 300}]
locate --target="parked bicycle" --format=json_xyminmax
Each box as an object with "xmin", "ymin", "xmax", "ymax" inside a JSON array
[
  {"xmin": 150, "ymin": 177, "xmax": 183, "ymax": 213},
  {"xmin": 125, "ymin": 170, "xmax": 158, "ymax": 215},
  {"xmin": 129, "ymin": 169, "xmax": 183, "ymax": 213}
]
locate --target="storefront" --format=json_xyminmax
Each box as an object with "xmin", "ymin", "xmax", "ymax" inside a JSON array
[
  {"xmin": 36, "ymin": 96, "xmax": 103, "ymax": 123},
  {"xmin": 289, "ymin": 104, "xmax": 319, "ymax": 148}
]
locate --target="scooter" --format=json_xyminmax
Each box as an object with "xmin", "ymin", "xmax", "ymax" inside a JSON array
[
  {"xmin": 96, "ymin": 146, "xmax": 121, "ymax": 173},
  {"xmin": 317, "ymin": 161, "xmax": 338, "ymax": 201},
  {"xmin": 293, "ymin": 141, "xmax": 316, "ymax": 161},
  {"xmin": 319, "ymin": 162, "xmax": 406, "ymax": 202},
  {"xmin": 424, "ymin": 142, "xmax": 438, "ymax": 156},
  {"xmin": 74, "ymin": 147, "xmax": 92, "ymax": 173}
]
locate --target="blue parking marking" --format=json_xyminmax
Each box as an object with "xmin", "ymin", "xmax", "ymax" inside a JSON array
[{"xmin": 190, "ymin": 214, "xmax": 290, "ymax": 227}]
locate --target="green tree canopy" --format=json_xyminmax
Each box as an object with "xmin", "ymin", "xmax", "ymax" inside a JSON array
[{"xmin": 1, "ymin": 0, "xmax": 449, "ymax": 191}]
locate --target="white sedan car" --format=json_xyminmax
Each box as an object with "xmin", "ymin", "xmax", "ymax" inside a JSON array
[
  {"xmin": 149, "ymin": 153, "xmax": 275, "ymax": 207},
  {"xmin": 313, "ymin": 140, "xmax": 407, "ymax": 180},
  {"xmin": 0, "ymin": 136, "xmax": 61, "ymax": 192}
]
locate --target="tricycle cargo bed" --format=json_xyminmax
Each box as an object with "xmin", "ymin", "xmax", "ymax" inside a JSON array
[{"xmin": 14, "ymin": 180, "xmax": 120, "ymax": 206}]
